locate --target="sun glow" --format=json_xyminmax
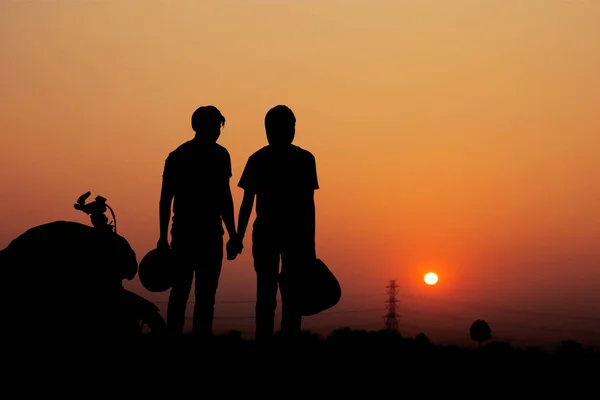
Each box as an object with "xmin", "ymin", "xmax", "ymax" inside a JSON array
[{"xmin": 424, "ymin": 272, "xmax": 438, "ymax": 285}]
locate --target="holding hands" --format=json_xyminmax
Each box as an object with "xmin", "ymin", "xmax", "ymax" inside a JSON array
[{"xmin": 226, "ymin": 232, "xmax": 244, "ymax": 261}]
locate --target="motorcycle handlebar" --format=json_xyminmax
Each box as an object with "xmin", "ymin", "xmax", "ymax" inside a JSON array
[
  {"xmin": 73, "ymin": 192, "xmax": 116, "ymax": 233},
  {"xmin": 74, "ymin": 195, "xmax": 106, "ymax": 213}
]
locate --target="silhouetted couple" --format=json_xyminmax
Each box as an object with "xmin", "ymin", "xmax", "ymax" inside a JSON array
[{"xmin": 157, "ymin": 105, "xmax": 319, "ymax": 342}]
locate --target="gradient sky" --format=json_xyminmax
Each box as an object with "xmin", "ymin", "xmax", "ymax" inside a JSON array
[{"xmin": 1, "ymin": 1, "xmax": 599, "ymax": 347}]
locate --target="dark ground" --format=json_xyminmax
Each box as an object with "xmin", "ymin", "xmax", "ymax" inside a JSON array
[{"xmin": 3, "ymin": 328, "xmax": 598, "ymax": 396}]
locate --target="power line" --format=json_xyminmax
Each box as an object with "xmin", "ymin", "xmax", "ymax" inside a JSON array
[
  {"xmin": 145, "ymin": 287, "xmax": 600, "ymax": 339},
  {"xmin": 163, "ymin": 304, "xmax": 600, "ymax": 337},
  {"xmin": 211, "ymin": 308, "xmax": 382, "ymax": 320},
  {"xmin": 399, "ymin": 292, "xmax": 600, "ymax": 323},
  {"xmin": 399, "ymin": 308, "xmax": 600, "ymax": 336},
  {"xmin": 150, "ymin": 292, "xmax": 600, "ymax": 323},
  {"xmin": 149, "ymin": 292, "xmax": 386, "ymax": 305}
]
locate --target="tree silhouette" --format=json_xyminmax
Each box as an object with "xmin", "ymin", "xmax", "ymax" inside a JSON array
[
  {"xmin": 470, "ymin": 319, "xmax": 492, "ymax": 348},
  {"xmin": 415, "ymin": 332, "xmax": 432, "ymax": 346}
]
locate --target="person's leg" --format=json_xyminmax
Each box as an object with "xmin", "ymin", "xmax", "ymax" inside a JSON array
[
  {"xmin": 252, "ymin": 229, "xmax": 280, "ymax": 343},
  {"xmin": 279, "ymin": 257, "xmax": 303, "ymax": 338},
  {"xmin": 166, "ymin": 242, "xmax": 195, "ymax": 335},
  {"xmin": 192, "ymin": 235, "xmax": 224, "ymax": 338},
  {"xmin": 279, "ymin": 237, "xmax": 316, "ymax": 337}
]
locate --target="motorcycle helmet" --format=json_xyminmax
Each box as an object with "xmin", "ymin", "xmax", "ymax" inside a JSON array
[
  {"xmin": 279, "ymin": 258, "xmax": 342, "ymax": 316},
  {"xmin": 138, "ymin": 248, "xmax": 173, "ymax": 292}
]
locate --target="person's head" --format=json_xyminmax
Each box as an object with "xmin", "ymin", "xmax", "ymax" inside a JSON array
[
  {"xmin": 265, "ymin": 105, "xmax": 296, "ymax": 146},
  {"xmin": 191, "ymin": 105, "xmax": 225, "ymax": 143}
]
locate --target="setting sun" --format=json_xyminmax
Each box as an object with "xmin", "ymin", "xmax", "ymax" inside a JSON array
[{"xmin": 424, "ymin": 273, "xmax": 438, "ymax": 286}]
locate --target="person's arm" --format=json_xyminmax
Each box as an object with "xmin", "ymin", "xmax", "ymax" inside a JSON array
[
  {"xmin": 158, "ymin": 158, "xmax": 174, "ymax": 247},
  {"xmin": 220, "ymin": 150, "xmax": 237, "ymax": 240},
  {"xmin": 308, "ymin": 153, "xmax": 319, "ymax": 257},
  {"xmin": 220, "ymin": 178, "xmax": 237, "ymax": 240},
  {"xmin": 236, "ymin": 156, "xmax": 256, "ymax": 245},
  {"xmin": 237, "ymin": 190, "xmax": 255, "ymax": 243}
]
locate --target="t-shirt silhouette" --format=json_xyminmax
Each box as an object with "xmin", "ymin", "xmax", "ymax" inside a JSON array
[
  {"xmin": 162, "ymin": 139, "xmax": 232, "ymax": 238},
  {"xmin": 238, "ymin": 144, "xmax": 318, "ymax": 240}
]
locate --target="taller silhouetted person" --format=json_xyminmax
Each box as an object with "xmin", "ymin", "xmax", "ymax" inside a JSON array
[
  {"xmin": 157, "ymin": 105, "xmax": 242, "ymax": 337},
  {"xmin": 237, "ymin": 105, "xmax": 319, "ymax": 342}
]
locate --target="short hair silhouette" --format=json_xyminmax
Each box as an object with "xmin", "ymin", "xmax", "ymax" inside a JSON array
[
  {"xmin": 191, "ymin": 105, "xmax": 226, "ymax": 143},
  {"xmin": 265, "ymin": 105, "xmax": 296, "ymax": 146},
  {"xmin": 191, "ymin": 105, "xmax": 226, "ymax": 131}
]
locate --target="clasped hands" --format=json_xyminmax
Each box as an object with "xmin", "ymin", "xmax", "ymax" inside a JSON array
[
  {"xmin": 156, "ymin": 233, "xmax": 243, "ymax": 261},
  {"xmin": 226, "ymin": 232, "xmax": 244, "ymax": 261}
]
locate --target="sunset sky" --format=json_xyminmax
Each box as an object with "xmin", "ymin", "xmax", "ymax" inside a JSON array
[{"xmin": 1, "ymin": 1, "xmax": 599, "ymax": 347}]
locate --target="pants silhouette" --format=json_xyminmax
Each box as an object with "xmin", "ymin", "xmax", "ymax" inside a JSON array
[
  {"xmin": 166, "ymin": 235, "xmax": 223, "ymax": 336},
  {"xmin": 252, "ymin": 228, "xmax": 315, "ymax": 341}
]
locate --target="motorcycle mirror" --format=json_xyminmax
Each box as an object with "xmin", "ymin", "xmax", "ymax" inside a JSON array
[{"xmin": 76, "ymin": 191, "xmax": 92, "ymax": 205}]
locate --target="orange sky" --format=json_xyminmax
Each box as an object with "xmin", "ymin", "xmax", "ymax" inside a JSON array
[{"xmin": 1, "ymin": 1, "xmax": 599, "ymax": 347}]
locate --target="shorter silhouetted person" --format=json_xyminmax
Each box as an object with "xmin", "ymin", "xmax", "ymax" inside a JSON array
[
  {"xmin": 236, "ymin": 105, "xmax": 319, "ymax": 342},
  {"xmin": 157, "ymin": 105, "xmax": 242, "ymax": 337}
]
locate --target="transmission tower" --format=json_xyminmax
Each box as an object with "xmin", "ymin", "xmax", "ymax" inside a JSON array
[{"xmin": 384, "ymin": 280, "xmax": 399, "ymax": 332}]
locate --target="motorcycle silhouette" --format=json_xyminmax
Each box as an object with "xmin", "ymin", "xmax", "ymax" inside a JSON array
[{"xmin": 0, "ymin": 192, "xmax": 166, "ymax": 338}]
